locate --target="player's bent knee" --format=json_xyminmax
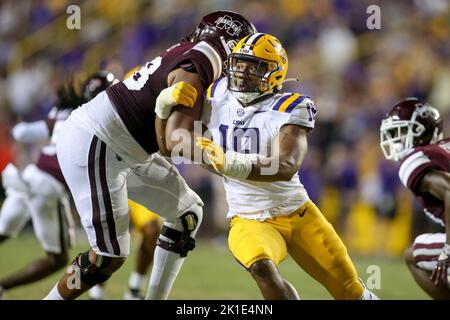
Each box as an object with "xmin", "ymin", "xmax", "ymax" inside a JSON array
[
  {"xmin": 157, "ymin": 211, "xmax": 200, "ymax": 257},
  {"xmin": 250, "ymin": 260, "xmax": 280, "ymax": 282},
  {"xmin": 72, "ymin": 250, "xmax": 125, "ymax": 287}
]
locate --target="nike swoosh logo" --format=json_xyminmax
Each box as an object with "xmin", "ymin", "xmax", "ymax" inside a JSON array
[
  {"xmin": 298, "ymin": 207, "xmax": 307, "ymax": 217},
  {"xmin": 254, "ymin": 110, "xmax": 266, "ymax": 114}
]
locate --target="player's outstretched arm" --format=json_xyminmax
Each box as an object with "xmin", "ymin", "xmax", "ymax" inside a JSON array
[
  {"xmin": 420, "ymin": 170, "xmax": 450, "ymax": 286},
  {"xmin": 247, "ymin": 124, "xmax": 308, "ymax": 182},
  {"xmin": 154, "ymin": 68, "xmax": 205, "ymax": 159},
  {"xmin": 197, "ymin": 124, "xmax": 308, "ymax": 183}
]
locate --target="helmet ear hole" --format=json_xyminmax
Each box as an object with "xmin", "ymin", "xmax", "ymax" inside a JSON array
[
  {"xmin": 259, "ymin": 82, "xmax": 269, "ymax": 91},
  {"xmin": 268, "ymin": 62, "xmax": 278, "ymax": 71},
  {"xmin": 227, "ymin": 40, "xmax": 237, "ymax": 51}
]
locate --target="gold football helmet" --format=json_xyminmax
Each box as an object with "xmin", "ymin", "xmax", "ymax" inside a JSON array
[{"xmin": 227, "ymin": 33, "xmax": 288, "ymax": 104}]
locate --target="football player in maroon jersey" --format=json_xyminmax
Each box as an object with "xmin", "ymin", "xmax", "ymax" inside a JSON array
[
  {"xmin": 43, "ymin": 11, "xmax": 256, "ymax": 300},
  {"xmin": 380, "ymin": 97, "xmax": 450, "ymax": 299},
  {"xmin": 0, "ymin": 72, "xmax": 115, "ymax": 299}
]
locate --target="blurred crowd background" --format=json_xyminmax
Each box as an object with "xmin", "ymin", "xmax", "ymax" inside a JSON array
[{"xmin": 0, "ymin": 0, "xmax": 449, "ymax": 257}]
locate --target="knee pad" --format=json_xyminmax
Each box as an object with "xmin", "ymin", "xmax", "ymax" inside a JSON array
[
  {"xmin": 72, "ymin": 251, "xmax": 112, "ymax": 286},
  {"xmin": 157, "ymin": 211, "xmax": 199, "ymax": 258}
]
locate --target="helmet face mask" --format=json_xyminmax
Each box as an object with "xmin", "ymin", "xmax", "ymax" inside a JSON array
[
  {"xmin": 226, "ymin": 33, "xmax": 288, "ymax": 105},
  {"xmin": 380, "ymin": 117, "xmax": 425, "ymax": 161},
  {"xmin": 228, "ymin": 55, "xmax": 270, "ymax": 93},
  {"xmin": 379, "ymin": 98, "xmax": 443, "ymax": 161}
]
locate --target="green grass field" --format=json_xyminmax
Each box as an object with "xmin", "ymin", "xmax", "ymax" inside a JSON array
[{"xmin": 0, "ymin": 230, "xmax": 429, "ymax": 300}]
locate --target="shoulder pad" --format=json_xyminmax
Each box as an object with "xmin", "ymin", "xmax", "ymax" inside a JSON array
[
  {"xmin": 271, "ymin": 93, "xmax": 312, "ymax": 113},
  {"xmin": 191, "ymin": 41, "xmax": 223, "ymax": 81},
  {"xmin": 204, "ymin": 77, "xmax": 225, "ymax": 100}
]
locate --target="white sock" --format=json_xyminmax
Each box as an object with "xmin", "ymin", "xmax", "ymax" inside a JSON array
[
  {"xmin": 88, "ymin": 285, "xmax": 105, "ymax": 300},
  {"xmin": 43, "ymin": 284, "xmax": 64, "ymax": 300},
  {"xmin": 145, "ymin": 209, "xmax": 202, "ymax": 300},
  {"xmin": 360, "ymin": 288, "xmax": 380, "ymax": 300},
  {"xmin": 358, "ymin": 279, "xmax": 380, "ymax": 300},
  {"xmin": 145, "ymin": 246, "xmax": 185, "ymax": 300},
  {"xmin": 128, "ymin": 271, "xmax": 146, "ymax": 291}
]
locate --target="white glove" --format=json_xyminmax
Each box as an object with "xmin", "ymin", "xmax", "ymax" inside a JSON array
[
  {"xmin": 155, "ymin": 81, "xmax": 198, "ymax": 119},
  {"xmin": 11, "ymin": 120, "xmax": 49, "ymax": 143}
]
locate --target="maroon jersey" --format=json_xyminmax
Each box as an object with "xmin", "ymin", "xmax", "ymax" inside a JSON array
[
  {"xmin": 37, "ymin": 153, "xmax": 66, "ymax": 186},
  {"xmin": 106, "ymin": 41, "xmax": 222, "ymax": 155},
  {"xmin": 36, "ymin": 107, "xmax": 72, "ymax": 187},
  {"xmin": 399, "ymin": 138, "xmax": 450, "ymax": 226}
]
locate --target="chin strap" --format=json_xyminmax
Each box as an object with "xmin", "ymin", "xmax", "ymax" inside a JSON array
[
  {"xmin": 282, "ymin": 77, "xmax": 301, "ymax": 85},
  {"xmin": 233, "ymin": 76, "xmax": 301, "ymax": 106}
]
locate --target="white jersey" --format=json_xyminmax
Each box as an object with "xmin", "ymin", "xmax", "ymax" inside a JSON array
[
  {"xmin": 202, "ymin": 77, "xmax": 317, "ymax": 220},
  {"xmin": 68, "ymin": 91, "xmax": 151, "ymax": 168}
]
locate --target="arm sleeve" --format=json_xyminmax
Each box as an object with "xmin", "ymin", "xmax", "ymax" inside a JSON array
[
  {"xmin": 398, "ymin": 151, "xmax": 437, "ymax": 191},
  {"xmin": 286, "ymin": 96, "xmax": 317, "ymax": 130},
  {"xmin": 189, "ymin": 41, "xmax": 223, "ymax": 86}
]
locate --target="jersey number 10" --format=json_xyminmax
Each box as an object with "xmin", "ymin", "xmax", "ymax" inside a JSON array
[{"xmin": 219, "ymin": 125, "xmax": 260, "ymax": 154}]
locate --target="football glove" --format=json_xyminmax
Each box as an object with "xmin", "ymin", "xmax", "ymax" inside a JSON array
[
  {"xmin": 197, "ymin": 137, "xmax": 225, "ymax": 173},
  {"xmin": 155, "ymin": 81, "xmax": 198, "ymax": 119},
  {"xmin": 196, "ymin": 137, "xmax": 256, "ymax": 179}
]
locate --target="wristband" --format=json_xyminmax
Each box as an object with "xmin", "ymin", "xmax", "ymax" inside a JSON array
[
  {"xmin": 155, "ymin": 87, "xmax": 176, "ymax": 120},
  {"xmin": 223, "ymin": 151, "xmax": 258, "ymax": 180}
]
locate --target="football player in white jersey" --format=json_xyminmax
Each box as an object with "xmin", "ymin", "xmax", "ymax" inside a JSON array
[
  {"xmin": 0, "ymin": 79, "xmax": 88, "ymax": 299},
  {"xmin": 157, "ymin": 33, "xmax": 378, "ymax": 299}
]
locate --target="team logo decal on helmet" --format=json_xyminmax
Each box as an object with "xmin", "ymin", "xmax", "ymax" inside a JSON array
[
  {"xmin": 380, "ymin": 97, "xmax": 443, "ymax": 161},
  {"xmin": 215, "ymin": 15, "xmax": 243, "ymax": 36}
]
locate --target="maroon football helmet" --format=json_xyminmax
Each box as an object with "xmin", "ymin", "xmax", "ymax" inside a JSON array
[
  {"xmin": 186, "ymin": 11, "xmax": 257, "ymax": 62},
  {"xmin": 83, "ymin": 70, "xmax": 118, "ymax": 102},
  {"xmin": 380, "ymin": 97, "xmax": 443, "ymax": 161}
]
